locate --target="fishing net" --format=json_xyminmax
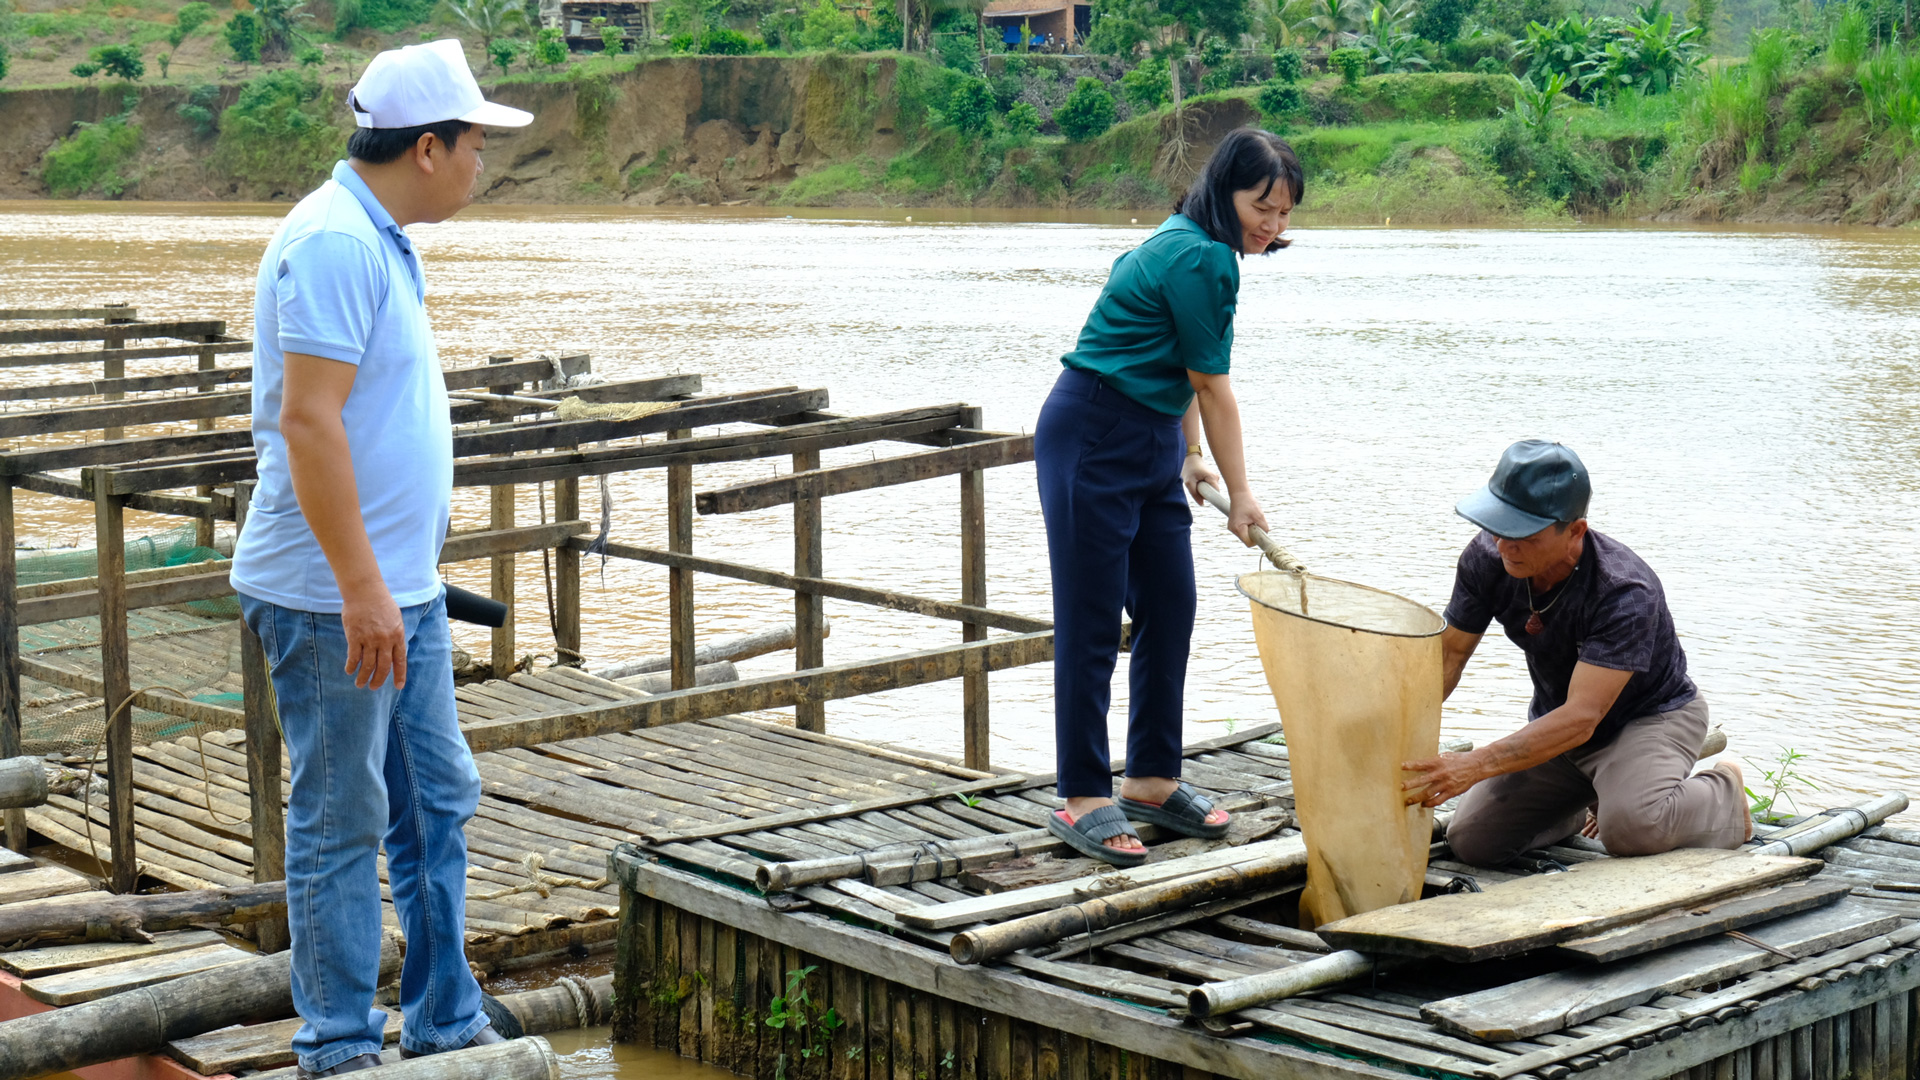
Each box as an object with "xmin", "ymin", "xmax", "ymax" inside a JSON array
[{"xmin": 17, "ymin": 525, "xmax": 243, "ymax": 756}]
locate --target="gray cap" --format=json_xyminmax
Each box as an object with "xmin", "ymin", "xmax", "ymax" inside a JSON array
[{"xmin": 1455, "ymin": 440, "xmax": 1591, "ymax": 540}]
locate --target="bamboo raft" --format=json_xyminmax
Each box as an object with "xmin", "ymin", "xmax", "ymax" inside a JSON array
[{"xmin": 611, "ymin": 730, "xmax": 1920, "ymax": 1080}]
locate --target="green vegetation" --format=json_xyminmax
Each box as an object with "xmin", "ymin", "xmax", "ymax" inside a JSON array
[
  {"xmin": 1747, "ymin": 747, "xmax": 1815, "ymax": 823},
  {"xmin": 211, "ymin": 70, "xmax": 345, "ymax": 192},
  {"xmin": 764, "ymin": 966, "xmax": 842, "ymax": 1080},
  {"xmin": 90, "ymin": 42, "xmax": 145, "ymax": 80},
  {"xmin": 40, "ymin": 97, "xmax": 143, "ymax": 196},
  {"xmin": 224, "ymin": 11, "xmax": 261, "ymax": 63},
  {"xmin": 167, "ymin": 1, "xmax": 212, "ymax": 47},
  {"xmin": 1056, "ymin": 76, "xmax": 1118, "ymax": 139}
]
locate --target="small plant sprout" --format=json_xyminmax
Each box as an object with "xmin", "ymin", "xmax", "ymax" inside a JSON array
[{"xmin": 1746, "ymin": 747, "xmax": 1817, "ymax": 825}]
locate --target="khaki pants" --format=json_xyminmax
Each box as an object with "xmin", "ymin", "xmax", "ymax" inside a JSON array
[{"xmin": 1447, "ymin": 695, "xmax": 1748, "ymax": 867}]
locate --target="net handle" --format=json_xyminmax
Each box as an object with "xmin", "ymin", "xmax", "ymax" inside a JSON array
[{"xmin": 1196, "ymin": 481, "xmax": 1306, "ymax": 575}]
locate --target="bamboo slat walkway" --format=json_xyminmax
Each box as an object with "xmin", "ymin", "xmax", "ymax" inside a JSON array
[{"xmin": 17, "ymin": 658, "xmax": 1013, "ymax": 971}]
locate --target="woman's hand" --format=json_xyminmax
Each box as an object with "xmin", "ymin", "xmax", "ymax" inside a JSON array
[
  {"xmin": 1227, "ymin": 489, "xmax": 1269, "ymax": 546},
  {"xmin": 1181, "ymin": 453, "xmax": 1222, "ymax": 506}
]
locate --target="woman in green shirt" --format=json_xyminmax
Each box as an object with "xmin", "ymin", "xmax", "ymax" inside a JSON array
[{"xmin": 1036, "ymin": 128, "xmax": 1301, "ymax": 866}]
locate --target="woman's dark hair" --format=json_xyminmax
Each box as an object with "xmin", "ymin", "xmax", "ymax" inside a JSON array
[
  {"xmin": 347, "ymin": 119, "xmax": 473, "ymax": 165},
  {"xmin": 1174, "ymin": 128, "xmax": 1305, "ymax": 255}
]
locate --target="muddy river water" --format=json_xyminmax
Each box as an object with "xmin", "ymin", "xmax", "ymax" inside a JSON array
[{"xmin": 5, "ymin": 201, "xmax": 1920, "ymax": 1077}]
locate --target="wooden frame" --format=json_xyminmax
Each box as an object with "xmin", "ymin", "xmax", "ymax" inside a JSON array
[{"xmin": 1, "ymin": 308, "xmax": 1045, "ymax": 899}]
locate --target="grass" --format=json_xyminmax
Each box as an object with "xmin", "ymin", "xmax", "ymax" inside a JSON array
[{"xmin": 40, "ymin": 98, "xmax": 143, "ymax": 197}]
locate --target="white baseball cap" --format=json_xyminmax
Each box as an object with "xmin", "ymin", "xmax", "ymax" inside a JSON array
[{"xmin": 348, "ymin": 38, "xmax": 534, "ymax": 129}]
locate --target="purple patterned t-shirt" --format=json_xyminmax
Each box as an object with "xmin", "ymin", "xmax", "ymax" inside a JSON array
[{"xmin": 1444, "ymin": 529, "xmax": 1696, "ymax": 746}]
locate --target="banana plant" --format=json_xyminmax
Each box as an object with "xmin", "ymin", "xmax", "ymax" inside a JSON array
[
  {"xmin": 1355, "ymin": 0, "xmax": 1428, "ymax": 71},
  {"xmin": 1507, "ymin": 69, "xmax": 1572, "ymax": 140},
  {"xmin": 1513, "ymin": 14, "xmax": 1595, "ymax": 83},
  {"xmin": 1574, "ymin": 6, "xmax": 1703, "ymax": 96}
]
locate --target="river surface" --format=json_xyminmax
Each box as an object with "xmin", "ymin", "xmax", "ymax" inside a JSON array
[{"xmin": 5, "ymin": 200, "xmax": 1920, "ymax": 1076}]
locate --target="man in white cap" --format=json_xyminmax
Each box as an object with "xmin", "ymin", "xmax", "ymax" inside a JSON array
[{"xmin": 230, "ymin": 39, "xmax": 531, "ymax": 1078}]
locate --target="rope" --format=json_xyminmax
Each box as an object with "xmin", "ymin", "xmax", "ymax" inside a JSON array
[
  {"xmin": 76, "ymin": 683, "xmax": 200, "ymax": 887},
  {"xmin": 555, "ymin": 973, "xmax": 593, "ymax": 1029}
]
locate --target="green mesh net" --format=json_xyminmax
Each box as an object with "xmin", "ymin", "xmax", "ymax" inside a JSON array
[{"xmin": 17, "ymin": 525, "xmax": 243, "ymax": 755}]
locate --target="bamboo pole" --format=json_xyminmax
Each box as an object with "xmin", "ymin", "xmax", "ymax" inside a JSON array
[
  {"xmin": 949, "ymin": 850, "xmax": 1308, "ymax": 965},
  {"xmin": 0, "ymin": 880, "xmax": 286, "ymax": 947},
  {"xmin": 1186, "ymin": 950, "xmax": 1376, "ymax": 1018},
  {"xmin": 92, "ymin": 470, "xmax": 137, "ymax": 894},
  {"xmin": 793, "ymin": 446, "xmax": 825, "ymax": 733},
  {"xmin": 591, "ymin": 619, "xmax": 823, "ymax": 679},
  {"xmin": 1749, "ymin": 794, "xmax": 1909, "ymax": 858},
  {"xmin": 497, "ymin": 974, "xmax": 613, "ymax": 1034},
  {"xmin": 0, "ymin": 931, "xmax": 401, "ymax": 1080},
  {"xmin": 0, "ymin": 757, "xmax": 47, "ymax": 810},
  {"xmin": 0, "ymin": 480, "xmax": 22, "ymax": 852}
]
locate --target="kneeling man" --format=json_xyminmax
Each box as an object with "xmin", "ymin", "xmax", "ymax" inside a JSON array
[{"xmin": 1403, "ymin": 440, "xmax": 1751, "ymax": 866}]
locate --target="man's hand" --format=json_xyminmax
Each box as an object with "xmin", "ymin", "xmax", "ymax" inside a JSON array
[
  {"xmin": 1402, "ymin": 750, "xmax": 1488, "ymax": 808},
  {"xmin": 1181, "ymin": 454, "xmax": 1222, "ymax": 506},
  {"xmin": 341, "ymin": 588, "xmax": 407, "ymax": 690}
]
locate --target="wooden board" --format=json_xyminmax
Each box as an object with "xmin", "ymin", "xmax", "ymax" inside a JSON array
[
  {"xmin": 0, "ymin": 864, "xmax": 94, "ymax": 906},
  {"xmin": 0, "ymin": 929, "xmax": 225, "ymax": 977},
  {"xmin": 21, "ymin": 940, "xmax": 253, "ymax": 1005},
  {"xmin": 1554, "ymin": 878, "xmax": 1853, "ymax": 962},
  {"xmin": 1421, "ymin": 900, "xmax": 1900, "ymax": 1040},
  {"xmin": 167, "ymin": 1007, "xmax": 402, "ymax": 1072},
  {"xmin": 0, "ymin": 847, "xmax": 33, "ymax": 874},
  {"xmin": 1316, "ymin": 849, "xmax": 1821, "ymax": 961}
]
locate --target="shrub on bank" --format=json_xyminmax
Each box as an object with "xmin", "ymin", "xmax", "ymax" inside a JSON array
[
  {"xmin": 212, "ymin": 71, "xmax": 347, "ymax": 195},
  {"xmin": 1055, "ymin": 77, "xmax": 1116, "ymax": 141},
  {"xmin": 41, "ymin": 102, "xmax": 143, "ymax": 197}
]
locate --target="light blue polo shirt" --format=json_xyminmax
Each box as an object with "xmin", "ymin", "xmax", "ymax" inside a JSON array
[{"xmin": 230, "ymin": 160, "xmax": 453, "ymax": 614}]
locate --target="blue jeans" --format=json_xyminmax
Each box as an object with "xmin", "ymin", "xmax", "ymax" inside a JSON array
[
  {"xmin": 240, "ymin": 590, "xmax": 487, "ymax": 1073},
  {"xmin": 1035, "ymin": 367, "xmax": 1196, "ymax": 798}
]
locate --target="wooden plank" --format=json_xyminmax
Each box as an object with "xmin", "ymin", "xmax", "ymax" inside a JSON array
[
  {"xmin": 668, "ymin": 430, "xmax": 695, "ymax": 690},
  {"xmin": 0, "ymin": 431, "xmax": 251, "ymax": 478},
  {"xmin": 1317, "ymin": 849, "xmax": 1823, "ymax": 962},
  {"xmin": 460, "ymin": 631, "xmax": 1053, "ymax": 755},
  {"xmin": 959, "ymin": 451, "xmax": 988, "ymax": 772},
  {"xmin": 0, "ymin": 342, "xmax": 249, "ymax": 371},
  {"xmin": 1556, "ymin": 880, "xmax": 1855, "ymax": 963},
  {"xmin": 0, "ymin": 481, "xmax": 21, "ymax": 852},
  {"xmin": 453, "ymin": 387, "xmax": 829, "ymax": 460},
  {"xmin": 21, "ymin": 940, "xmax": 252, "ymax": 1005},
  {"xmin": 1424, "ymin": 901, "xmax": 1901, "ymax": 1040},
  {"xmin": 0, "ymin": 390, "xmax": 247, "ymax": 439},
  {"xmin": 453, "ymin": 406, "xmax": 966, "ymax": 489},
  {"xmin": 555, "ymin": 477, "xmax": 582, "ymax": 667},
  {"xmin": 94, "ymin": 480, "xmax": 137, "ymax": 895},
  {"xmin": 699, "ymin": 436, "xmax": 1034, "ymax": 515},
  {"xmin": 0, "ymin": 319, "xmax": 224, "ymax": 346},
  {"xmin": 0, "ymin": 929, "xmax": 224, "ymax": 977},
  {"xmin": 582, "ymin": 540, "xmax": 1051, "ymax": 634},
  {"xmin": 440, "ymin": 520, "xmax": 591, "ymax": 563},
  {"xmin": 15, "ymin": 568, "xmax": 232, "ymax": 626},
  {"xmin": 896, "ymin": 835, "xmax": 1308, "ymax": 930},
  {"xmin": 0, "ymin": 864, "xmax": 95, "ymax": 906},
  {"xmin": 0, "ymin": 362, "xmax": 250, "ymax": 404},
  {"xmin": 0, "ymin": 307, "xmax": 138, "ymax": 320},
  {"xmin": 167, "ymin": 1008, "xmax": 401, "ymax": 1072}
]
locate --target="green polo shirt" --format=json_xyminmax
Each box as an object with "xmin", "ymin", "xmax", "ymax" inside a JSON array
[{"xmin": 1060, "ymin": 213, "xmax": 1239, "ymax": 416}]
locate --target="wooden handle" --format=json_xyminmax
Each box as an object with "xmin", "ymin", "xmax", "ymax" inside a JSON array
[{"xmin": 1195, "ymin": 482, "xmax": 1306, "ymax": 574}]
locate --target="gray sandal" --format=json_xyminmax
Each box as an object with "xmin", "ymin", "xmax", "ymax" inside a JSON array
[
  {"xmin": 1117, "ymin": 782, "xmax": 1229, "ymax": 839},
  {"xmin": 1047, "ymin": 804, "xmax": 1148, "ymax": 867}
]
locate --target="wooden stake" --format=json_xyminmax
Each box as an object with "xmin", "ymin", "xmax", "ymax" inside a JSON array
[
  {"xmin": 0, "ymin": 480, "xmax": 22, "ymax": 852},
  {"xmin": 960, "ymin": 455, "xmax": 988, "ymax": 771},
  {"xmin": 669, "ymin": 429, "xmax": 695, "ymax": 690},
  {"xmin": 194, "ymin": 334, "xmax": 219, "ymax": 548},
  {"xmin": 100, "ymin": 306, "xmax": 130, "ymax": 442},
  {"xmin": 91, "ymin": 471, "xmax": 136, "ymax": 895},
  {"xmin": 489, "ymin": 356, "xmax": 518, "ymax": 678},
  {"xmin": 0, "ymin": 880, "xmax": 286, "ymax": 947},
  {"xmin": 793, "ymin": 447, "xmax": 824, "ymax": 733},
  {"xmin": 555, "ymin": 476, "xmax": 581, "ymax": 667},
  {"xmin": 235, "ymin": 481, "xmax": 287, "ymax": 952}
]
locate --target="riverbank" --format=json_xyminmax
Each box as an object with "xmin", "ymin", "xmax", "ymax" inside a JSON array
[{"xmin": 5, "ymin": 54, "xmax": 1920, "ymax": 225}]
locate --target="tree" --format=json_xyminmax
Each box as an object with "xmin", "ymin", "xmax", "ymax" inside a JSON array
[
  {"xmin": 249, "ymin": 0, "xmax": 314, "ymax": 60},
  {"xmin": 1356, "ymin": 0, "xmax": 1428, "ymax": 69},
  {"xmin": 1085, "ymin": 0, "xmax": 1167, "ymax": 56},
  {"xmin": 224, "ymin": 11, "xmax": 263, "ymax": 63},
  {"xmin": 488, "ymin": 36, "xmax": 521, "ymax": 74},
  {"xmin": 945, "ymin": 77, "xmax": 995, "ymax": 133},
  {"xmin": 1292, "ymin": 0, "xmax": 1363, "ymax": 48},
  {"xmin": 71, "ymin": 60, "xmax": 102, "ymax": 82},
  {"xmin": 91, "ymin": 43, "xmax": 147, "ymax": 80},
  {"xmin": 1055, "ymin": 76, "xmax": 1116, "ymax": 139},
  {"xmin": 1006, "ymin": 100, "xmax": 1040, "ymax": 135},
  {"xmin": 168, "ymin": 1, "xmax": 214, "ymax": 47},
  {"xmin": 450, "ymin": 0, "xmax": 528, "ymax": 53},
  {"xmin": 532, "ymin": 25, "xmax": 569, "ymax": 66},
  {"xmin": 0, "ymin": 42, "xmax": 9, "ymax": 86},
  {"xmin": 1257, "ymin": 77, "xmax": 1303, "ymax": 114},
  {"xmin": 158, "ymin": 51, "xmax": 172, "ymax": 77},
  {"xmin": 1683, "ymin": 0, "xmax": 1716, "ymax": 46},
  {"xmin": 1410, "ymin": 0, "xmax": 1472, "ymax": 42}
]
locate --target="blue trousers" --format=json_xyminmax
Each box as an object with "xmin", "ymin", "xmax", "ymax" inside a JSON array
[
  {"xmin": 240, "ymin": 590, "xmax": 488, "ymax": 1073},
  {"xmin": 1035, "ymin": 367, "xmax": 1196, "ymax": 798}
]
